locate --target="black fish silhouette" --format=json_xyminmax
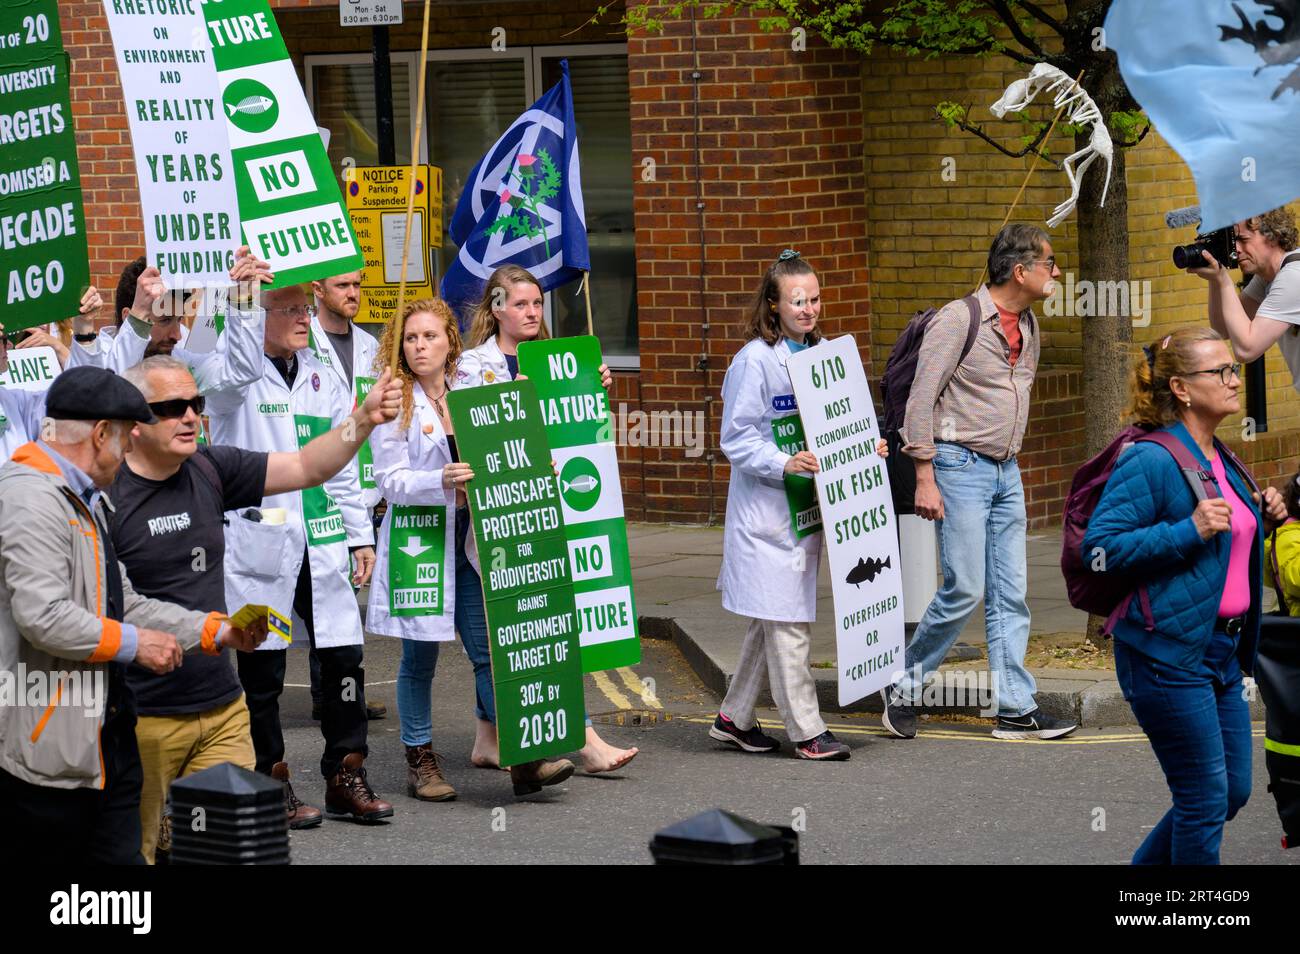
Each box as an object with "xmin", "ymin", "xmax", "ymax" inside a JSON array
[{"xmin": 846, "ymin": 555, "xmax": 890, "ymax": 587}]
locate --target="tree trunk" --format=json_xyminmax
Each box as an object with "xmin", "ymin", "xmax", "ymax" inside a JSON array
[{"xmin": 1074, "ymin": 66, "xmax": 1133, "ymax": 651}]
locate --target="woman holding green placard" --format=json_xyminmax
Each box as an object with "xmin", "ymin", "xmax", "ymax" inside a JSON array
[
  {"xmin": 458, "ymin": 265, "xmax": 637, "ymax": 776},
  {"xmin": 712, "ymin": 250, "xmax": 888, "ymax": 761},
  {"xmin": 372, "ymin": 297, "xmax": 574, "ymax": 798}
]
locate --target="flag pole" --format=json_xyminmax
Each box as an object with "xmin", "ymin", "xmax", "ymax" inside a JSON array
[
  {"xmin": 390, "ymin": 0, "xmax": 433, "ymax": 371},
  {"xmin": 581, "ymin": 270, "xmax": 593, "ymax": 337}
]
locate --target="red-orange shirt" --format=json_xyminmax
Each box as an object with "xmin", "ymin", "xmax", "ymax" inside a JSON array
[{"xmin": 994, "ymin": 304, "xmax": 1023, "ymax": 366}]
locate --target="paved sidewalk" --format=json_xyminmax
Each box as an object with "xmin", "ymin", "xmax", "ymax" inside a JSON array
[{"xmin": 628, "ymin": 523, "xmax": 1264, "ymax": 727}]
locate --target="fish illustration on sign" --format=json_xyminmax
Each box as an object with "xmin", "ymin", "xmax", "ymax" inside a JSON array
[
  {"xmin": 846, "ymin": 555, "xmax": 890, "ymax": 588},
  {"xmin": 563, "ymin": 474, "xmax": 599, "ymax": 494},
  {"xmin": 226, "ymin": 95, "xmax": 276, "ymax": 118}
]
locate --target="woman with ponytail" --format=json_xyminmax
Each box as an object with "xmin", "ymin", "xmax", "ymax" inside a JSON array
[{"xmin": 1086, "ymin": 326, "xmax": 1286, "ymax": 863}]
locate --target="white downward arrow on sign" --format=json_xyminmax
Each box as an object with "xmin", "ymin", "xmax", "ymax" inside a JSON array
[{"xmin": 399, "ymin": 536, "xmax": 430, "ymax": 558}]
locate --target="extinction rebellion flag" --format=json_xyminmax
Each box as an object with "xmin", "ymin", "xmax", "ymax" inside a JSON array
[
  {"xmin": 1106, "ymin": 0, "xmax": 1300, "ymax": 230},
  {"xmin": 439, "ymin": 59, "xmax": 590, "ymax": 315}
]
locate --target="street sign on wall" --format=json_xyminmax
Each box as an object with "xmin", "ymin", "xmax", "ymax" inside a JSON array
[{"xmin": 340, "ymin": 0, "xmax": 404, "ymax": 27}]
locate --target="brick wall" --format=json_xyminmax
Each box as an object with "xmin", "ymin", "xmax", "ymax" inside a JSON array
[{"xmin": 628, "ymin": 7, "xmax": 870, "ymax": 523}]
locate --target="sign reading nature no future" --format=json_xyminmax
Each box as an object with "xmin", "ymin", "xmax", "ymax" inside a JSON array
[
  {"xmin": 787, "ymin": 335, "xmax": 905, "ymax": 706},
  {"xmin": 0, "ymin": 1, "xmax": 90, "ymax": 331},
  {"xmin": 104, "ymin": 0, "xmax": 363, "ymax": 287},
  {"xmin": 447, "ymin": 380, "xmax": 584, "ymax": 767},
  {"xmin": 518, "ymin": 336, "xmax": 640, "ymax": 672}
]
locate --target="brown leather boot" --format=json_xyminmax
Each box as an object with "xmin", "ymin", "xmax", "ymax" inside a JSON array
[
  {"xmin": 509, "ymin": 757, "xmax": 575, "ymax": 796},
  {"xmin": 271, "ymin": 762, "xmax": 323, "ymax": 830},
  {"xmin": 405, "ymin": 743, "xmax": 456, "ymax": 802},
  {"xmin": 325, "ymin": 753, "xmax": 394, "ymax": 823}
]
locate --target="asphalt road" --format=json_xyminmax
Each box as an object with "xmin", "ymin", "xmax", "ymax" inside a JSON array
[{"xmin": 277, "ymin": 636, "xmax": 1298, "ymax": 866}]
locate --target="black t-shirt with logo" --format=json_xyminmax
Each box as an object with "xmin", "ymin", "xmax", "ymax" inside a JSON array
[{"xmin": 110, "ymin": 446, "xmax": 269, "ymax": 716}]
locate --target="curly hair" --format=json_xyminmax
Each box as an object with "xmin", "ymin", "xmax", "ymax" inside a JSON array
[
  {"xmin": 375, "ymin": 297, "xmax": 463, "ymax": 431},
  {"xmin": 1129, "ymin": 326, "xmax": 1227, "ymax": 428},
  {"xmin": 1245, "ymin": 207, "xmax": 1299, "ymax": 251}
]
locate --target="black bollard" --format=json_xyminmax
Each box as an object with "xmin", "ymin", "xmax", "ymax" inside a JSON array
[
  {"xmin": 168, "ymin": 762, "xmax": 290, "ymax": 866},
  {"xmin": 649, "ymin": 808, "xmax": 798, "ymax": 865}
]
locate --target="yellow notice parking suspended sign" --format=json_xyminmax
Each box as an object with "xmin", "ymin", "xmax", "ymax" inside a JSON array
[{"xmin": 344, "ymin": 164, "xmax": 443, "ymax": 324}]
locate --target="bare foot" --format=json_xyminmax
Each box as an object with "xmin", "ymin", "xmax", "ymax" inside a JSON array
[
  {"xmin": 470, "ymin": 718, "xmax": 506, "ymax": 770},
  {"xmin": 579, "ymin": 726, "xmax": 638, "ymax": 774}
]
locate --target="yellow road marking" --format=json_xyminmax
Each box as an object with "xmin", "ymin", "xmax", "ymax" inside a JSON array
[
  {"xmin": 679, "ymin": 716, "xmax": 1265, "ymax": 746},
  {"xmin": 616, "ymin": 667, "xmax": 662, "ymax": 709},
  {"xmin": 591, "ymin": 670, "xmax": 633, "ymax": 710}
]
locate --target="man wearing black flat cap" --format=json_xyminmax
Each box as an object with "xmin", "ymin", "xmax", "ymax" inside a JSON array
[{"xmin": 0, "ymin": 366, "xmax": 268, "ymax": 864}]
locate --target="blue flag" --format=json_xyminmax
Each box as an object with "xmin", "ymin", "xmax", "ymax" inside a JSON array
[
  {"xmin": 1106, "ymin": 0, "xmax": 1300, "ymax": 230},
  {"xmin": 440, "ymin": 60, "xmax": 590, "ymax": 315}
]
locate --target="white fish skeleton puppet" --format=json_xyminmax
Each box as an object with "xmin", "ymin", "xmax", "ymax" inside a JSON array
[{"xmin": 990, "ymin": 63, "xmax": 1113, "ymax": 228}]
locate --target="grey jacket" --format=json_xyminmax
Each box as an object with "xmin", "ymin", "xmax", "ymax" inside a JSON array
[{"xmin": 0, "ymin": 442, "xmax": 223, "ymax": 790}]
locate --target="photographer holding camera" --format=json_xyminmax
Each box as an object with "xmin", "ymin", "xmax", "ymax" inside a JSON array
[{"xmin": 1190, "ymin": 208, "xmax": 1300, "ymax": 371}]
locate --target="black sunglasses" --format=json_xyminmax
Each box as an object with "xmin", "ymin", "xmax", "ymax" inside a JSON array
[{"xmin": 148, "ymin": 395, "xmax": 205, "ymax": 419}]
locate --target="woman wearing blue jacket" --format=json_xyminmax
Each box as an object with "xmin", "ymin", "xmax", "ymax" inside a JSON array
[{"xmin": 1086, "ymin": 326, "xmax": 1286, "ymax": 864}]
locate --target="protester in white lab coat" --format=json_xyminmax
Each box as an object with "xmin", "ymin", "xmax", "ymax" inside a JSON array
[
  {"xmin": 306, "ymin": 271, "xmax": 386, "ymax": 721},
  {"xmin": 458, "ymin": 265, "xmax": 637, "ymax": 777},
  {"xmin": 368, "ymin": 297, "xmax": 572, "ymax": 797},
  {"xmin": 0, "ymin": 288, "xmax": 103, "ymax": 459},
  {"xmin": 711, "ymin": 250, "xmax": 886, "ymax": 761},
  {"xmin": 65, "ymin": 258, "xmax": 191, "ymax": 372},
  {"xmin": 205, "ymin": 268, "xmax": 392, "ymax": 825}
]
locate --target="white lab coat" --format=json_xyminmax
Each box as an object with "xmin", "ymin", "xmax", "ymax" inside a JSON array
[
  {"xmin": 0, "ymin": 387, "xmax": 44, "ymax": 461},
  {"xmin": 309, "ymin": 315, "xmax": 381, "ymax": 509},
  {"xmin": 717, "ymin": 337, "xmax": 822, "ymax": 623},
  {"xmin": 206, "ymin": 319, "xmax": 373, "ymax": 650},
  {"xmin": 366, "ymin": 386, "xmax": 457, "ymax": 641},
  {"xmin": 455, "ymin": 335, "xmax": 511, "ymax": 389}
]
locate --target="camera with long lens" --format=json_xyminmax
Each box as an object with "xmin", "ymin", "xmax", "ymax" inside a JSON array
[{"xmin": 1166, "ymin": 205, "xmax": 1238, "ymax": 270}]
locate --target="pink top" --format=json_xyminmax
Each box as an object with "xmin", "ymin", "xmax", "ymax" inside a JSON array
[{"xmin": 1212, "ymin": 454, "xmax": 1256, "ymax": 618}]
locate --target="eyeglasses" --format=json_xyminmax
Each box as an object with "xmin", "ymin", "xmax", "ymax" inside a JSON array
[
  {"xmin": 1023, "ymin": 257, "xmax": 1057, "ymax": 271},
  {"xmin": 1183, "ymin": 363, "xmax": 1243, "ymax": 386},
  {"xmin": 148, "ymin": 395, "xmax": 206, "ymax": 419},
  {"xmin": 267, "ymin": 305, "xmax": 310, "ymax": 318}
]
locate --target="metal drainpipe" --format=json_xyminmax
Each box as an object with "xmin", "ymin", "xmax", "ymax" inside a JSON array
[{"xmin": 689, "ymin": 5, "xmax": 716, "ymax": 526}]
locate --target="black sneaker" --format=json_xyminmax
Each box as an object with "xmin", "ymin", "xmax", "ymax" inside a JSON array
[
  {"xmin": 879, "ymin": 688, "xmax": 917, "ymax": 739},
  {"xmin": 795, "ymin": 730, "xmax": 851, "ymax": 761},
  {"xmin": 708, "ymin": 713, "xmax": 780, "ymax": 753},
  {"xmin": 992, "ymin": 707, "xmax": 1078, "ymax": 740}
]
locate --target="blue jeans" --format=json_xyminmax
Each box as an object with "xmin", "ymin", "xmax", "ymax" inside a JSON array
[
  {"xmin": 894, "ymin": 444, "xmax": 1037, "ymax": 717},
  {"xmin": 398, "ymin": 639, "xmax": 440, "ymax": 747},
  {"xmin": 455, "ymin": 508, "xmax": 495, "ymax": 723},
  {"xmin": 1115, "ymin": 629, "xmax": 1252, "ymax": 865}
]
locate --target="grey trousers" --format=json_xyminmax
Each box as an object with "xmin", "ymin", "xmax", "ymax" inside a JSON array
[{"xmin": 720, "ymin": 618, "xmax": 826, "ymax": 743}]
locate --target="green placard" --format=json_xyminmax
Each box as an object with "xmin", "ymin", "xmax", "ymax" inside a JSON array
[
  {"xmin": 355, "ymin": 374, "xmax": 376, "ymax": 490},
  {"xmin": 773, "ymin": 413, "xmax": 822, "ymax": 537},
  {"xmin": 202, "ymin": 0, "xmax": 363, "ymax": 286},
  {"xmin": 518, "ymin": 336, "xmax": 641, "ymax": 672},
  {"xmin": 387, "ymin": 504, "xmax": 446, "ymax": 617},
  {"xmin": 447, "ymin": 380, "xmax": 585, "ymax": 767},
  {"xmin": 0, "ymin": 2, "xmax": 89, "ymax": 331},
  {"xmin": 294, "ymin": 414, "xmax": 346, "ymax": 546}
]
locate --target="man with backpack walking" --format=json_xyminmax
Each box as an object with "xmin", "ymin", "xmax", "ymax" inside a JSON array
[{"xmin": 880, "ymin": 224, "xmax": 1078, "ymax": 740}]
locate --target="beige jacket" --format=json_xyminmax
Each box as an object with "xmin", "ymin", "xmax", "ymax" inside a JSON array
[
  {"xmin": 0, "ymin": 443, "xmax": 223, "ymax": 790},
  {"xmin": 902, "ymin": 284, "xmax": 1040, "ymax": 462}
]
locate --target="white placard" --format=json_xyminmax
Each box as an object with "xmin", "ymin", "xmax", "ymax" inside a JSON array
[
  {"xmin": 339, "ymin": 0, "xmax": 404, "ymax": 27},
  {"xmin": 102, "ymin": 4, "xmax": 239, "ymax": 288},
  {"xmin": 786, "ymin": 335, "xmax": 905, "ymax": 705},
  {"xmin": 0, "ymin": 346, "xmax": 59, "ymax": 392}
]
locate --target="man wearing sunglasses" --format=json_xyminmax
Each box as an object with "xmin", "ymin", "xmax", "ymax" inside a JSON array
[
  {"xmin": 110, "ymin": 306, "xmax": 403, "ymax": 861},
  {"xmin": 1192, "ymin": 207, "xmax": 1300, "ymax": 379}
]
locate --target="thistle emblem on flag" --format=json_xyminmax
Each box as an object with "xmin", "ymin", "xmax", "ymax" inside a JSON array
[{"xmin": 484, "ymin": 151, "xmax": 562, "ymax": 260}]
